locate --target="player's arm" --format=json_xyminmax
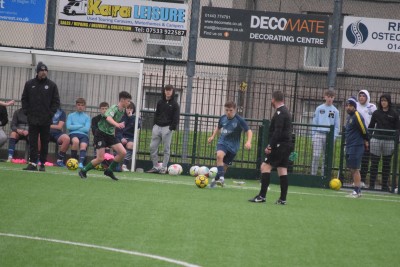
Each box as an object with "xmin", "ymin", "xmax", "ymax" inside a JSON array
[
  {"xmin": 51, "ymin": 120, "xmax": 64, "ymax": 130},
  {"xmin": 0, "ymin": 100, "xmax": 15, "ymax": 106},
  {"xmin": 106, "ymin": 116, "xmax": 124, "ymax": 129},
  {"xmin": 244, "ymin": 129, "xmax": 253, "ymax": 150},
  {"xmin": 334, "ymin": 109, "xmax": 340, "ymax": 138},
  {"xmin": 207, "ymin": 126, "xmax": 220, "ymax": 144}
]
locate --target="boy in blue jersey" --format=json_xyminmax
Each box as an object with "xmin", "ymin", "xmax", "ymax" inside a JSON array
[
  {"xmin": 50, "ymin": 108, "xmax": 70, "ymax": 167},
  {"xmin": 345, "ymin": 97, "xmax": 369, "ymax": 198},
  {"xmin": 207, "ymin": 101, "xmax": 252, "ymax": 188},
  {"xmin": 311, "ymin": 89, "xmax": 340, "ymax": 175},
  {"xmin": 67, "ymin": 98, "xmax": 91, "ymax": 169}
]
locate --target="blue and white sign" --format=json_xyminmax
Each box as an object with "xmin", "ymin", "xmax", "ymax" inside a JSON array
[
  {"xmin": 342, "ymin": 16, "xmax": 400, "ymax": 53},
  {"xmin": 58, "ymin": 0, "xmax": 188, "ymax": 36},
  {"xmin": 0, "ymin": 0, "xmax": 46, "ymax": 24}
]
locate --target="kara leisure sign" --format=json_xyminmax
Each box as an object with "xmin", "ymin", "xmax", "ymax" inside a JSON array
[{"xmin": 200, "ymin": 6, "xmax": 329, "ymax": 47}]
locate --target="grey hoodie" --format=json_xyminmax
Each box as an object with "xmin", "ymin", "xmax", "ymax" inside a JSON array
[{"xmin": 357, "ymin": 89, "xmax": 377, "ymax": 127}]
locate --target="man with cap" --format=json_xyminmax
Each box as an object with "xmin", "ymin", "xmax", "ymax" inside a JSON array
[
  {"xmin": 345, "ymin": 97, "xmax": 369, "ymax": 198},
  {"xmin": 21, "ymin": 62, "xmax": 60, "ymax": 171}
]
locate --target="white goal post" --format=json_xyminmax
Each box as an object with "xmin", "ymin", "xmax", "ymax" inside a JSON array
[{"xmin": 0, "ymin": 47, "xmax": 144, "ymax": 172}]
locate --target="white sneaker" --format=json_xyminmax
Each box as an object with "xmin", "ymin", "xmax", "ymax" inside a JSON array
[
  {"xmin": 347, "ymin": 191, "xmax": 362, "ymax": 198},
  {"xmin": 159, "ymin": 167, "xmax": 167, "ymax": 174},
  {"xmin": 121, "ymin": 164, "xmax": 129, "ymax": 172},
  {"xmin": 6, "ymin": 156, "xmax": 12, "ymax": 163},
  {"xmin": 216, "ymin": 177, "xmax": 225, "ymax": 187},
  {"xmin": 210, "ymin": 178, "xmax": 217, "ymax": 188}
]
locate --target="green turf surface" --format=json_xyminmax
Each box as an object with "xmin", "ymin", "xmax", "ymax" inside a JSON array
[{"xmin": 1, "ymin": 163, "xmax": 399, "ymax": 267}]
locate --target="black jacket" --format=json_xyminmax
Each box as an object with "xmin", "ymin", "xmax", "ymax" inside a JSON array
[
  {"xmin": 154, "ymin": 88, "xmax": 180, "ymax": 131},
  {"xmin": 91, "ymin": 114, "xmax": 102, "ymax": 136},
  {"xmin": 11, "ymin": 108, "xmax": 28, "ymax": 132},
  {"xmin": 368, "ymin": 94, "xmax": 400, "ymax": 139},
  {"xmin": 21, "ymin": 76, "xmax": 60, "ymax": 126},
  {"xmin": 0, "ymin": 106, "xmax": 8, "ymax": 127}
]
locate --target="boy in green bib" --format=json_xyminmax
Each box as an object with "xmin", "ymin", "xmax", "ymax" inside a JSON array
[{"xmin": 79, "ymin": 91, "xmax": 132, "ymax": 180}]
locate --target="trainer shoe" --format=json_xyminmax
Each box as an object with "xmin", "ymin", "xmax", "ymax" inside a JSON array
[
  {"xmin": 78, "ymin": 163, "xmax": 84, "ymax": 169},
  {"xmin": 39, "ymin": 165, "xmax": 45, "ymax": 172},
  {"xmin": 216, "ymin": 177, "xmax": 225, "ymax": 187},
  {"xmin": 159, "ymin": 167, "xmax": 167, "ymax": 174},
  {"xmin": 56, "ymin": 160, "xmax": 66, "ymax": 167},
  {"xmin": 346, "ymin": 191, "xmax": 361, "ymax": 198},
  {"xmin": 275, "ymin": 199, "xmax": 287, "ymax": 205},
  {"xmin": 121, "ymin": 164, "xmax": 129, "ymax": 172},
  {"xmin": 248, "ymin": 195, "xmax": 266, "ymax": 203},
  {"xmin": 79, "ymin": 170, "xmax": 87, "ymax": 179},
  {"xmin": 23, "ymin": 163, "xmax": 38, "ymax": 171},
  {"xmin": 6, "ymin": 156, "xmax": 12, "ymax": 163},
  {"xmin": 210, "ymin": 178, "xmax": 217, "ymax": 188},
  {"xmin": 104, "ymin": 169, "xmax": 118, "ymax": 181},
  {"xmin": 146, "ymin": 167, "xmax": 160, "ymax": 173}
]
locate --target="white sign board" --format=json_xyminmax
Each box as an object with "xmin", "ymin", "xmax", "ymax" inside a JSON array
[
  {"xmin": 342, "ymin": 16, "xmax": 400, "ymax": 53},
  {"xmin": 58, "ymin": 0, "xmax": 188, "ymax": 36}
]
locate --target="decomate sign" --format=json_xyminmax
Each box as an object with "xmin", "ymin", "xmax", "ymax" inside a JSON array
[{"xmin": 200, "ymin": 6, "xmax": 329, "ymax": 47}]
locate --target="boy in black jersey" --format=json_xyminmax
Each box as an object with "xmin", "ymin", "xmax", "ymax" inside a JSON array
[{"xmin": 249, "ymin": 91, "xmax": 292, "ymax": 204}]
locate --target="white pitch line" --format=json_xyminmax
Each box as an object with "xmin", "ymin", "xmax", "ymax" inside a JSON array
[
  {"xmin": 1, "ymin": 166, "xmax": 400, "ymax": 203},
  {"xmin": 0, "ymin": 232, "xmax": 201, "ymax": 267}
]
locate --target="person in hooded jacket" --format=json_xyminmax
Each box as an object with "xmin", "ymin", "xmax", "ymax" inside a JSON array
[
  {"xmin": 146, "ymin": 85, "xmax": 180, "ymax": 174},
  {"xmin": 368, "ymin": 93, "xmax": 400, "ymax": 191},
  {"xmin": 357, "ymin": 89, "xmax": 377, "ymax": 187},
  {"xmin": 21, "ymin": 62, "xmax": 60, "ymax": 171}
]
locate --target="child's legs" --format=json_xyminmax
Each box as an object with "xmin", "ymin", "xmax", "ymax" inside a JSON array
[
  {"xmin": 149, "ymin": 125, "xmax": 162, "ymax": 166},
  {"xmin": 161, "ymin": 127, "xmax": 173, "ymax": 167},
  {"xmin": 111, "ymin": 143, "xmax": 126, "ymax": 163}
]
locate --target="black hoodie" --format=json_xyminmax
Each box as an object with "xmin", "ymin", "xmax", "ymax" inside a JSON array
[
  {"xmin": 153, "ymin": 87, "xmax": 180, "ymax": 131},
  {"xmin": 368, "ymin": 93, "xmax": 400, "ymax": 139}
]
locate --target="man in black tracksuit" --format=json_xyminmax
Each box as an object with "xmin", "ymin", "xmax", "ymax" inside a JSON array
[
  {"xmin": 21, "ymin": 62, "xmax": 60, "ymax": 171},
  {"xmin": 146, "ymin": 84, "xmax": 180, "ymax": 174},
  {"xmin": 368, "ymin": 93, "xmax": 400, "ymax": 191}
]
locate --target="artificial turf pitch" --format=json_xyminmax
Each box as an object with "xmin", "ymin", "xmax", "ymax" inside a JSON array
[{"xmin": 0, "ymin": 163, "xmax": 399, "ymax": 267}]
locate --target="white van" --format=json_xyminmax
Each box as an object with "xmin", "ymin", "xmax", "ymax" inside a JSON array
[{"xmin": 63, "ymin": 0, "xmax": 87, "ymax": 16}]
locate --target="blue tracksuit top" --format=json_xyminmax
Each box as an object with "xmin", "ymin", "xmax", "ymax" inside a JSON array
[
  {"xmin": 66, "ymin": 111, "xmax": 91, "ymax": 136},
  {"xmin": 217, "ymin": 114, "xmax": 250, "ymax": 154},
  {"xmin": 312, "ymin": 103, "xmax": 340, "ymax": 137}
]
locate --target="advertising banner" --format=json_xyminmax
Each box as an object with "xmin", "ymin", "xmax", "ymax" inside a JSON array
[
  {"xmin": 342, "ymin": 16, "xmax": 400, "ymax": 53},
  {"xmin": 0, "ymin": 0, "xmax": 46, "ymax": 24},
  {"xmin": 200, "ymin": 6, "xmax": 329, "ymax": 47},
  {"xmin": 58, "ymin": 0, "xmax": 188, "ymax": 36}
]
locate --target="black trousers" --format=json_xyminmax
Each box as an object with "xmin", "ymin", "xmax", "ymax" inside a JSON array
[{"xmin": 28, "ymin": 124, "xmax": 51, "ymax": 164}]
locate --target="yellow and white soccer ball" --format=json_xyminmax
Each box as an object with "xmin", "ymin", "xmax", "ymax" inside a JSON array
[
  {"xmin": 208, "ymin": 167, "xmax": 218, "ymax": 179},
  {"xmin": 329, "ymin": 178, "xmax": 342, "ymax": 191},
  {"xmin": 168, "ymin": 164, "xmax": 181, "ymax": 176},
  {"xmin": 189, "ymin": 165, "xmax": 199, "ymax": 177},
  {"xmin": 195, "ymin": 175, "xmax": 209, "ymax": 188},
  {"xmin": 66, "ymin": 158, "xmax": 79, "ymax": 170}
]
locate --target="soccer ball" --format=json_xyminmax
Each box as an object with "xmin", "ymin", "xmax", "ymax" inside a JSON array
[
  {"xmin": 66, "ymin": 158, "xmax": 78, "ymax": 170},
  {"xmin": 198, "ymin": 166, "xmax": 210, "ymax": 176},
  {"xmin": 189, "ymin": 165, "xmax": 199, "ymax": 176},
  {"xmin": 195, "ymin": 175, "xmax": 209, "ymax": 188},
  {"xmin": 175, "ymin": 164, "xmax": 183, "ymax": 174},
  {"xmin": 168, "ymin": 164, "xmax": 181, "ymax": 176},
  {"xmin": 329, "ymin": 178, "xmax": 342, "ymax": 190},
  {"xmin": 209, "ymin": 167, "xmax": 218, "ymax": 179}
]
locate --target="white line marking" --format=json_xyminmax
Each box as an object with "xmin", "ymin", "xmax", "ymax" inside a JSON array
[
  {"xmin": 1, "ymin": 166, "xmax": 399, "ymax": 203},
  {"xmin": 0, "ymin": 232, "xmax": 201, "ymax": 267}
]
